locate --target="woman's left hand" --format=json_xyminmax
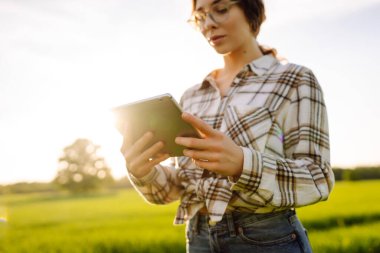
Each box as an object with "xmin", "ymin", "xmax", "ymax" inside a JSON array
[{"xmin": 175, "ymin": 112, "xmax": 243, "ymax": 178}]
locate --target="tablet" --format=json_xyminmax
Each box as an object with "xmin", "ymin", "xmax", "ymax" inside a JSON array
[{"xmin": 113, "ymin": 93, "xmax": 201, "ymax": 157}]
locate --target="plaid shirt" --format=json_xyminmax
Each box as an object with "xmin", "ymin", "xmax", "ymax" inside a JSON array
[{"xmin": 128, "ymin": 54, "xmax": 335, "ymax": 225}]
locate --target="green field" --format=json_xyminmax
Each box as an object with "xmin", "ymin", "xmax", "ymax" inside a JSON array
[{"xmin": 1, "ymin": 180, "xmax": 380, "ymax": 253}]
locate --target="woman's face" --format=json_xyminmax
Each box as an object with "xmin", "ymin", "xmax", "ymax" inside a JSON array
[{"xmin": 193, "ymin": 0, "xmax": 254, "ymax": 55}]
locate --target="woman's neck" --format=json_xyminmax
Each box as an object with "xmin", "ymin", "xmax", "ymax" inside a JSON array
[
  {"xmin": 222, "ymin": 39, "xmax": 263, "ymax": 75},
  {"xmin": 214, "ymin": 39, "xmax": 263, "ymax": 96}
]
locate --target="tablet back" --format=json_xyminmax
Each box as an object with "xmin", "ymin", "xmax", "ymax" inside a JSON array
[{"xmin": 113, "ymin": 93, "xmax": 200, "ymax": 157}]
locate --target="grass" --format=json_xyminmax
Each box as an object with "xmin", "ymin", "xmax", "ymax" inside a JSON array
[
  {"xmin": 309, "ymin": 222, "xmax": 380, "ymax": 253},
  {"xmin": 0, "ymin": 191, "xmax": 185, "ymax": 253},
  {"xmin": 297, "ymin": 180, "xmax": 380, "ymax": 225},
  {"xmin": 1, "ymin": 180, "xmax": 380, "ymax": 252}
]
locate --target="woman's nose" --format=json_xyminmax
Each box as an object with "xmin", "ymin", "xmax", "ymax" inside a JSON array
[{"xmin": 201, "ymin": 14, "xmax": 217, "ymax": 32}]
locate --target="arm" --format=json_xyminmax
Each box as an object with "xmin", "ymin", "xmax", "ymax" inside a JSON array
[
  {"xmin": 120, "ymin": 129, "xmax": 183, "ymax": 205},
  {"xmin": 231, "ymin": 69, "xmax": 334, "ymax": 207},
  {"xmin": 127, "ymin": 158, "xmax": 184, "ymax": 204}
]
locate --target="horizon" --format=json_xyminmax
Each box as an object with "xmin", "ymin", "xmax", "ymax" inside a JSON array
[{"xmin": 2, "ymin": 164, "xmax": 380, "ymax": 186}]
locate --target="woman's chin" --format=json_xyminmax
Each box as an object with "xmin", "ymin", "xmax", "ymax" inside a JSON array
[{"xmin": 212, "ymin": 46, "xmax": 230, "ymax": 55}]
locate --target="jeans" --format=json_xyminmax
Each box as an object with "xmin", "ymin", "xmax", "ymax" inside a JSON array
[{"xmin": 186, "ymin": 209, "xmax": 312, "ymax": 253}]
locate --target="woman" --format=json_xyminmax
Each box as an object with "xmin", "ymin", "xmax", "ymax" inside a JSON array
[{"xmin": 120, "ymin": 0, "xmax": 335, "ymax": 252}]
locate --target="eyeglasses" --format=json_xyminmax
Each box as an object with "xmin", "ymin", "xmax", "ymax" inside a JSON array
[{"xmin": 188, "ymin": 1, "xmax": 240, "ymax": 30}]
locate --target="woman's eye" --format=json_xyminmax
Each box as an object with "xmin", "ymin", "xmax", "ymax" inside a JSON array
[{"xmin": 214, "ymin": 6, "xmax": 229, "ymax": 14}]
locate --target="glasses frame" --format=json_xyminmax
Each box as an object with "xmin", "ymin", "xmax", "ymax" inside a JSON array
[{"xmin": 187, "ymin": 0, "xmax": 240, "ymax": 30}]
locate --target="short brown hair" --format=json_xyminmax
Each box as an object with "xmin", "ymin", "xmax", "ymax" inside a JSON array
[
  {"xmin": 191, "ymin": 0, "xmax": 266, "ymax": 36},
  {"xmin": 191, "ymin": 0, "xmax": 279, "ymax": 57}
]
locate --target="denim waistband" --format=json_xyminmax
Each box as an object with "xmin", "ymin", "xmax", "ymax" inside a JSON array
[{"xmin": 191, "ymin": 209, "xmax": 296, "ymax": 238}]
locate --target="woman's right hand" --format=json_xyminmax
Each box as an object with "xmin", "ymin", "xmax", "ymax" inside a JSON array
[{"xmin": 120, "ymin": 130, "xmax": 169, "ymax": 179}]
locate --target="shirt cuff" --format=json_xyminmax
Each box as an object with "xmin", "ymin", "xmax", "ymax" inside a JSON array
[
  {"xmin": 230, "ymin": 147, "xmax": 262, "ymax": 192},
  {"xmin": 128, "ymin": 167, "xmax": 159, "ymax": 187}
]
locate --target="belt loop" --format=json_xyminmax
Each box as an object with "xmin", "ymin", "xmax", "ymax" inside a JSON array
[
  {"xmin": 288, "ymin": 209, "xmax": 296, "ymax": 218},
  {"xmin": 226, "ymin": 214, "xmax": 237, "ymax": 237},
  {"xmin": 287, "ymin": 209, "xmax": 297, "ymax": 224}
]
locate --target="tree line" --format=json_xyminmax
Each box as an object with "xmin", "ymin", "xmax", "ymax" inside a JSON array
[
  {"xmin": 1, "ymin": 138, "xmax": 380, "ymax": 195},
  {"xmin": 0, "ymin": 138, "xmax": 131, "ymax": 195},
  {"xmin": 333, "ymin": 167, "xmax": 380, "ymax": 181}
]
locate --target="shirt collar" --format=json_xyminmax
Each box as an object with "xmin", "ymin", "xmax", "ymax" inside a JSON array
[
  {"xmin": 200, "ymin": 54, "xmax": 278, "ymax": 89},
  {"xmin": 248, "ymin": 54, "xmax": 278, "ymax": 76}
]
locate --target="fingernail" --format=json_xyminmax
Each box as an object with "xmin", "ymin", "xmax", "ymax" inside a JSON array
[{"xmin": 176, "ymin": 137, "xmax": 185, "ymax": 144}]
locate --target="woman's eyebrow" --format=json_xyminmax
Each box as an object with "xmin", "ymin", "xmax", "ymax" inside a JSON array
[{"xmin": 196, "ymin": 0, "xmax": 222, "ymax": 11}]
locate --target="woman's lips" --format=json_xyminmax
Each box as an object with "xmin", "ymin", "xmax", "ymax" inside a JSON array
[{"xmin": 209, "ymin": 35, "xmax": 226, "ymax": 45}]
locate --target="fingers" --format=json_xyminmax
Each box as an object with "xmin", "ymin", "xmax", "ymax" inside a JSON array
[
  {"xmin": 140, "ymin": 153, "xmax": 170, "ymax": 172},
  {"xmin": 123, "ymin": 132, "xmax": 154, "ymax": 162},
  {"xmin": 175, "ymin": 136, "xmax": 211, "ymax": 150},
  {"xmin": 193, "ymin": 160, "xmax": 218, "ymax": 172},
  {"xmin": 183, "ymin": 149, "xmax": 220, "ymax": 162},
  {"xmin": 120, "ymin": 130, "xmax": 169, "ymax": 178},
  {"xmin": 177, "ymin": 113, "xmax": 222, "ymax": 151},
  {"xmin": 182, "ymin": 112, "xmax": 217, "ymax": 137},
  {"xmin": 128, "ymin": 140, "xmax": 166, "ymax": 169}
]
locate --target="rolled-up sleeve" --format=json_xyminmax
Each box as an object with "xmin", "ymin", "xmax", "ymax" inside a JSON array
[
  {"xmin": 128, "ymin": 159, "xmax": 184, "ymax": 205},
  {"xmin": 230, "ymin": 69, "xmax": 335, "ymax": 208}
]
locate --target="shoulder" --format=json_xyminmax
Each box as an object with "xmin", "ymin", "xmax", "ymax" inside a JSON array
[
  {"xmin": 275, "ymin": 61, "xmax": 322, "ymax": 91},
  {"xmin": 178, "ymin": 82, "xmax": 203, "ymax": 108},
  {"xmin": 275, "ymin": 61, "xmax": 313, "ymax": 78},
  {"xmin": 180, "ymin": 83, "xmax": 202, "ymax": 99},
  {"xmin": 182, "ymin": 82, "xmax": 203, "ymax": 96},
  {"xmin": 279, "ymin": 63, "xmax": 326, "ymax": 106}
]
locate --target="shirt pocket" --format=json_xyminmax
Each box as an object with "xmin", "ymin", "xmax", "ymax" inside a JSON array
[{"xmin": 223, "ymin": 106, "xmax": 273, "ymax": 152}]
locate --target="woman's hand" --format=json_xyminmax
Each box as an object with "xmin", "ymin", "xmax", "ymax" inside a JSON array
[
  {"xmin": 175, "ymin": 112, "xmax": 243, "ymax": 178},
  {"xmin": 120, "ymin": 128, "xmax": 169, "ymax": 179}
]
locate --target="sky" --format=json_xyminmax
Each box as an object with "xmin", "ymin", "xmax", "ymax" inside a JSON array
[{"xmin": 1, "ymin": 0, "xmax": 380, "ymax": 184}]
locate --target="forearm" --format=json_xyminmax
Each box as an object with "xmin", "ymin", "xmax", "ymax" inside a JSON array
[
  {"xmin": 128, "ymin": 164, "xmax": 184, "ymax": 204},
  {"xmin": 230, "ymin": 147, "xmax": 334, "ymax": 208}
]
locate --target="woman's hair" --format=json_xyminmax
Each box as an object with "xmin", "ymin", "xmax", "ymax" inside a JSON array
[
  {"xmin": 191, "ymin": 0, "xmax": 279, "ymax": 57},
  {"xmin": 191, "ymin": 0, "xmax": 265, "ymax": 36}
]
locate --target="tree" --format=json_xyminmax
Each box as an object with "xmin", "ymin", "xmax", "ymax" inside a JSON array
[{"xmin": 54, "ymin": 138, "xmax": 114, "ymax": 193}]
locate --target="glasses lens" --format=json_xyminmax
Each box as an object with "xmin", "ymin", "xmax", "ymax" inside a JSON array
[
  {"xmin": 210, "ymin": 3, "xmax": 230, "ymax": 23},
  {"xmin": 189, "ymin": 1, "xmax": 237, "ymax": 29}
]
